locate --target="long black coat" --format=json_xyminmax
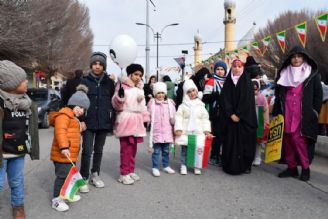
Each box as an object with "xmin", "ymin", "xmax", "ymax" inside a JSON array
[
  {"xmin": 220, "ymin": 70, "xmax": 257, "ymax": 175},
  {"xmin": 80, "ymin": 72, "xmax": 115, "ymax": 131},
  {"xmin": 272, "ymin": 46, "xmax": 323, "ymax": 142}
]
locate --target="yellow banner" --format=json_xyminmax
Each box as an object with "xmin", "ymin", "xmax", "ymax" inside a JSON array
[{"xmin": 264, "ymin": 114, "xmax": 284, "ymax": 163}]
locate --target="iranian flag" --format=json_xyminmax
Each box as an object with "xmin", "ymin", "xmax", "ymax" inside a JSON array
[
  {"xmin": 186, "ymin": 135, "xmax": 212, "ymax": 169},
  {"xmin": 295, "ymin": 21, "xmax": 307, "ymax": 47},
  {"xmin": 256, "ymin": 106, "xmax": 264, "ymax": 138},
  {"xmin": 276, "ymin": 30, "xmax": 286, "ymax": 53},
  {"xmin": 251, "ymin": 41, "xmax": 262, "ymax": 55},
  {"xmin": 240, "ymin": 45, "xmax": 249, "ymax": 56},
  {"xmin": 225, "ymin": 52, "xmax": 231, "ymax": 64},
  {"xmin": 233, "ymin": 49, "xmax": 239, "ymax": 59},
  {"xmin": 261, "ymin": 36, "xmax": 271, "ymax": 55},
  {"xmin": 60, "ymin": 166, "xmax": 86, "ymax": 201},
  {"xmin": 315, "ymin": 13, "xmax": 328, "ymax": 42}
]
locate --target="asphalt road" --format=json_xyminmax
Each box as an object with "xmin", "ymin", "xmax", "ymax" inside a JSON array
[{"xmin": 1, "ymin": 128, "xmax": 328, "ymax": 218}]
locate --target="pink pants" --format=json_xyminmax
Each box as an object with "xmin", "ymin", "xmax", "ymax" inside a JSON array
[
  {"xmin": 119, "ymin": 136, "xmax": 143, "ymax": 175},
  {"xmin": 283, "ymin": 132, "xmax": 309, "ymax": 169}
]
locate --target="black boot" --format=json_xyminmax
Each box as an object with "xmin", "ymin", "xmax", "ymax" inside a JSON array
[
  {"xmin": 300, "ymin": 168, "xmax": 310, "ymax": 181},
  {"xmin": 278, "ymin": 167, "xmax": 299, "ymax": 178}
]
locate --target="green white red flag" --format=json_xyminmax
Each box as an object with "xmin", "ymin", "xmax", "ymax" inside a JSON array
[
  {"xmin": 256, "ymin": 106, "xmax": 264, "ymax": 138},
  {"xmin": 239, "ymin": 45, "xmax": 249, "ymax": 56},
  {"xmin": 276, "ymin": 30, "xmax": 286, "ymax": 53},
  {"xmin": 186, "ymin": 135, "xmax": 212, "ymax": 169},
  {"xmin": 60, "ymin": 166, "xmax": 86, "ymax": 201},
  {"xmin": 295, "ymin": 21, "xmax": 307, "ymax": 47},
  {"xmin": 251, "ymin": 42, "xmax": 262, "ymax": 55},
  {"xmin": 261, "ymin": 36, "xmax": 271, "ymax": 55},
  {"xmin": 315, "ymin": 12, "xmax": 328, "ymax": 42}
]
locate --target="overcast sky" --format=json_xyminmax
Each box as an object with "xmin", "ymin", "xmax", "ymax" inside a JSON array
[{"xmin": 80, "ymin": 0, "xmax": 328, "ymax": 81}]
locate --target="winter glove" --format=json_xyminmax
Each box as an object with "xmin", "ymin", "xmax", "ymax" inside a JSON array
[{"xmin": 118, "ymin": 83, "xmax": 124, "ymax": 98}]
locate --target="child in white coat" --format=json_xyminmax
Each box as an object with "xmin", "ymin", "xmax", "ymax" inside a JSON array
[{"xmin": 174, "ymin": 79, "xmax": 212, "ymax": 175}]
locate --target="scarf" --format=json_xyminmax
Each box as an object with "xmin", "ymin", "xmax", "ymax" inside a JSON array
[
  {"xmin": 213, "ymin": 74, "xmax": 226, "ymax": 93},
  {"xmin": 0, "ymin": 89, "xmax": 32, "ymax": 114},
  {"xmin": 277, "ymin": 62, "xmax": 311, "ymax": 87},
  {"xmin": 231, "ymin": 72, "xmax": 243, "ymax": 86}
]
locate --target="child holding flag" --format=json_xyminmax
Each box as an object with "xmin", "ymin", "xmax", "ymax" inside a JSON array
[
  {"xmin": 50, "ymin": 85, "xmax": 90, "ymax": 212},
  {"xmin": 175, "ymin": 79, "xmax": 212, "ymax": 175},
  {"xmin": 252, "ymin": 79, "xmax": 269, "ymax": 166},
  {"xmin": 147, "ymin": 82, "xmax": 176, "ymax": 177}
]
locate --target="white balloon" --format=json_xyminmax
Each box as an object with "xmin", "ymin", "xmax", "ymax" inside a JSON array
[{"xmin": 109, "ymin": 34, "xmax": 138, "ymax": 68}]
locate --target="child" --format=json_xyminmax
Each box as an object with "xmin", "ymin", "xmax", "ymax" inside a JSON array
[
  {"xmin": 252, "ymin": 79, "xmax": 269, "ymax": 166},
  {"xmin": 202, "ymin": 61, "xmax": 227, "ymax": 166},
  {"xmin": 50, "ymin": 85, "xmax": 90, "ymax": 212},
  {"xmin": 273, "ymin": 46, "xmax": 322, "ymax": 181},
  {"xmin": 147, "ymin": 82, "xmax": 176, "ymax": 177},
  {"xmin": 112, "ymin": 64, "xmax": 150, "ymax": 185},
  {"xmin": 0, "ymin": 60, "xmax": 40, "ymax": 219},
  {"xmin": 175, "ymin": 79, "xmax": 212, "ymax": 175}
]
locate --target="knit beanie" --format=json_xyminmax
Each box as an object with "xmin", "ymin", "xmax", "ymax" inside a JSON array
[
  {"xmin": 0, "ymin": 60, "xmax": 27, "ymax": 91},
  {"xmin": 90, "ymin": 52, "xmax": 107, "ymax": 70},
  {"xmin": 213, "ymin": 61, "xmax": 227, "ymax": 74},
  {"xmin": 183, "ymin": 79, "xmax": 198, "ymax": 94},
  {"xmin": 67, "ymin": 84, "xmax": 90, "ymax": 110},
  {"xmin": 126, "ymin": 63, "xmax": 144, "ymax": 76},
  {"xmin": 153, "ymin": 82, "xmax": 167, "ymax": 96}
]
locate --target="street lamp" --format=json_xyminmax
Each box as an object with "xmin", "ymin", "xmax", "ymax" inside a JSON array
[{"xmin": 136, "ymin": 22, "xmax": 179, "ymax": 80}]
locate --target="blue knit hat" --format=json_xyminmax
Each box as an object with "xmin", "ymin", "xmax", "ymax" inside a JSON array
[{"xmin": 213, "ymin": 61, "xmax": 227, "ymax": 75}]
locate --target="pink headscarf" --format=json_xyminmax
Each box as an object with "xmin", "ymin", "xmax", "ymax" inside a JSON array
[{"xmin": 231, "ymin": 59, "xmax": 244, "ymax": 85}]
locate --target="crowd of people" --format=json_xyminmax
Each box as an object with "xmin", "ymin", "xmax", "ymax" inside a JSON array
[{"xmin": 0, "ymin": 45, "xmax": 324, "ymax": 218}]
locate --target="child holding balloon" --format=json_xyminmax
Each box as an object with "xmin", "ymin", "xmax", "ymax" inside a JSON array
[{"xmin": 112, "ymin": 63, "xmax": 150, "ymax": 185}]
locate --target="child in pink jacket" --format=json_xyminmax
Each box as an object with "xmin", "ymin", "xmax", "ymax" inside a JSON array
[
  {"xmin": 112, "ymin": 64, "xmax": 150, "ymax": 185},
  {"xmin": 147, "ymin": 82, "xmax": 176, "ymax": 177}
]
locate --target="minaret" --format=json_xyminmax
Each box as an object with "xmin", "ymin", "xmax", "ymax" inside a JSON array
[
  {"xmin": 223, "ymin": 0, "xmax": 236, "ymax": 51},
  {"xmin": 194, "ymin": 30, "xmax": 202, "ymax": 66}
]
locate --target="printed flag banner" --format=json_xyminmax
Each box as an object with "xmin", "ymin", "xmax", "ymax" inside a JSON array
[
  {"xmin": 264, "ymin": 114, "xmax": 284, "ymax": 163},
  {"xmin": 185, "ymin": 134, "xmax": 212, "ymax": 169},
  {"xmin": 60, "ymin": 166, "xmax": 86, "ymax": 201},
  {"xmin": 261, "ymin": 36, "xmax": 271, "ymax": 55},
  {"xmin": 240, "ymin": 45, "xmax": 249, "ymax": 56},
  {"xmin": 315, "ymin": 12, "xmax": 328, "ymax": 42},
  {"xmin": 276, "ymin": 30, "xmax": 286, "ymax": 53},
  {"xmin": 174, "ymin": 57, "xmax": 185, "ymax": 69},
  {"xmin": 251, "ymin": 41, "xmax": 262, "ymax": 55},
  {"xmin": 295, "ymin": 21, "xmax": 307, "ymax": 47},
  {"xmin": 256, "ymin": 105, "xmax": 264, "ymax": 138}
]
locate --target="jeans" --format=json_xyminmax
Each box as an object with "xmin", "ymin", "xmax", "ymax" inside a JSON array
[
  {"xmin": 80, "ymin": 129, "xmax": 108, "ymax": 179},
  {"xmin": 180, "ymin": 145, "xmax": 187, "ymax": 165},
  {"xmin": 152, "ymin": 143, "xmax": 170, "ymax": 169},
  {"xmin": 0, "ymin": 156, "xmax": 25, "ymax": 207},
  {"xmin": 53, "ymin": 162, "xmax": 73, "ymax": 198}
]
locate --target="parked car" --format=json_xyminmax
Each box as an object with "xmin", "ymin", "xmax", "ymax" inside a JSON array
[{"xmin": 27, "ymin": 88, "xmax": 61, "ymax": 128}]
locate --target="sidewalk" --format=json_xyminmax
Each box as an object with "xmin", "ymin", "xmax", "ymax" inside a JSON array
[{"xmin": 316, "ymin": 135, "xmax": 328, "ymax": 157}]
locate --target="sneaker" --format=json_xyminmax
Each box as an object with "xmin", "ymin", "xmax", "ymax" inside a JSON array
[
  {"xmin": 52, "ymin": 197, "xmax": 69, "ymax": 212},
  {"xmin": 194, "ymin": 168, "xmax": 201, "ymax": 175},
  {"xmin": 129, "ymin": 172, "xmax": 141, "ymax": 181},
  {"xmin": 253, "ymin": 158, "xmax": 261, "ymax": 166},
  {"xmin": 180, "ymin": 165, "xmax": 187, "ymax": 175},
  {"xmin": 152, "ymin": 168, "xmax": 160, "ymax": 177},
  {"xmin": 118, "ymin": 175, "xmax": 134, "ymax": 185},
  {"xmin": 278, "ymin": 168, "xmax": 299, "ymax": 178},
  {"xmin": 79, "ymin": 184, "xmax": 89, "ymax": 193},
  {"xmin": 90, "ymin": 172, "xmax": 105, "ymax": 188},
  {"xmin": 208, "ymin": 158, "xmax": 217, "ymax": 166},
  {"xmin": 66, "ymin": 195, "xmax": 81, "ymax": 203},
  {"xmin": 163, "ymin": 166, "xmax": 175, "ymax": 174}
]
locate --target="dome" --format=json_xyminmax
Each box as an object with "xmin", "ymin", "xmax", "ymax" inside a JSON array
[
  {"xmin": 194, "ymin": 31, "xmax": 202, "ymax": 42},
  {"xmin": 224, "ymin": 0, "xmax": 236, "ymax": 9}
]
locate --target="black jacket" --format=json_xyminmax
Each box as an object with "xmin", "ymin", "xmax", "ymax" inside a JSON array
[
  {"xmin": 60, "ymin": 75, "xmax": 82, "ymax": 107},
  {"xmin": 80, "ymin": 72, "xmax": 115, "ymax": 131},
  {"xmin": 272, "ymin": 46, "xmax": 323, "ymax": 141}
]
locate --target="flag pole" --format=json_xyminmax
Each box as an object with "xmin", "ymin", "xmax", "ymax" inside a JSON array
[{"xmin": 65, "ymin": 154, "xmax": 76, "ymax": 167}]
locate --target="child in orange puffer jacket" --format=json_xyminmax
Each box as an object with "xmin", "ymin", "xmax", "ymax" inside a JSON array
[{"xmin": 49, "ymin": 85, "xmax": 90, "ymax": 212}]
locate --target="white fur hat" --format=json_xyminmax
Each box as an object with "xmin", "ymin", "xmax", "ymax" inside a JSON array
[
  {"xmin": 153, "ymin": 82, "xmax": 167, "ymax": 95},
  {"xmin": 183, "ymin": 79, "xmax": 198, "ymax": 94}
]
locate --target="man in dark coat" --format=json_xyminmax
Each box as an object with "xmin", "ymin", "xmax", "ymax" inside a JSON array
[
  {"xmin": 272, "ymin": 46, "xmax": 322, "ymax": 181},
  {"xmin": 79, "ymin": 52, "xmax": 115, "ymax": 191},
  {"xmin": 220, "ymin": 59, "xmax": 257, "ymax": 175}
]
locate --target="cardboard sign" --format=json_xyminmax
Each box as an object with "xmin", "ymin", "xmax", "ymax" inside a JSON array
[{"xmin": 264, "ymin": 114, "xmax": 284, "ymax": 163}]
